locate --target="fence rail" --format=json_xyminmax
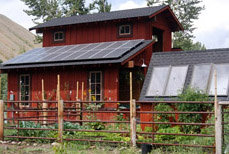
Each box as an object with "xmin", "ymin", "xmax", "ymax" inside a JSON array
[{"xmin": 0, "ymin": 99, "xmax": 218, "ymax": 153}]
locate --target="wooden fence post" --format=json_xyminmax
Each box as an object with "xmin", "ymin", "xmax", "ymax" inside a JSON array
[
  {"xmin": 42, "ymin": 79, "xmax": 47, "ymax": 124},
  {"xmin": 81, "ymin": 82, "xmax": 84, "ymax": 101},
  {"xmin": 130, "ymin": 72, "xmax": 133, "ymax": 118},
  {"xmin": 76, "ymin": 81, "xmax": 79, "ymax": 100},
  {"xmin": 57, "ymin": 75, "xmax": 63, "ymax": 142},
  {"xmin": 129, "ymin": 71, "xmax": 136, "ymax": 146},
  {"xmin": 0, "ymin": 75, "xmax": 2, "ymax": 100},
  {"xmin": 215, "ymin": 103, "xmax": 222, "ymax": 154},
  {"xmin": 130, "ymin": 99, "xmax": 136, "ymax": 147},
  {"xmin": 0, "ymin": 100, "xmax": 4, "ymax": 141},
  {"xmin": 214, "ymin": 69, "xmax": 222, "ymax": 154},
  {"xmin": 58, "ymin": 100, "xmax": 64, "ymax": 143}
]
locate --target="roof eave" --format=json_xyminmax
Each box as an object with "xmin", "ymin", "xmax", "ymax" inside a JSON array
[{"xmin": 149, "ymin": 5, "xmax": 184, "ymax": 31}]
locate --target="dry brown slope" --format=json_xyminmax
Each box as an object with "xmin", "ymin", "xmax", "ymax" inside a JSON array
[{"xmin": 0, "ymin": 14, "xmax": 41, "ymax": 62}]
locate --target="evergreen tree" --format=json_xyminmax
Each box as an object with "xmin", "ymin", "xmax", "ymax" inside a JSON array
[
  {"xmin": 90, "ymin": 0, "xmax": 111, "ymax": 13},
  {"xmin": 62, "ymin": 0, "xmax": 90, "ymax": 16},
  {"xmin": 147, "ymin": 0, "xmax": 206, "ymax": 50},
  {"xmin": 21, "ymin": 0, "xmax": 91, "ymax": 43},
  {"xmin": 0, "ymin": 60, "xmax": 7, "ymax": 100},
  {"xmin": 21, "ymin": 0, "xmax": 62, "ymax": 24}
]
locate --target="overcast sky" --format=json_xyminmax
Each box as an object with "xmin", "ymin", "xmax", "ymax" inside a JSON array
[{"xmin": 0, "ymin": 0, "xmax": 228, "ymax": 49}]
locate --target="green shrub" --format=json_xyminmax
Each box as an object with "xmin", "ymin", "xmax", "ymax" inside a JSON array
[
  {"xmin": 176, "ymin": 87, "xmax": 213, "ymax": 133},
  {"xmin": 154, "ymin": 103, "xmax": 175, "ymax": 129}
]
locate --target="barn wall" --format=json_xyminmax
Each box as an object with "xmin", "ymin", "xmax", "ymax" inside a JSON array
[
  {"xmin": 152, "ymin": 13, "xmax": 173, "ymax": 51},
  {"xmin": 7, "ymin": 67, "xmax": 119, "ymax": 120},
  {"xmin": 42, "ymin": 19, "xmax": 153, "ymax": 47}
]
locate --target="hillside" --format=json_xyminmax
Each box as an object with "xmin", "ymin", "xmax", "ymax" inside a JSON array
[{"xmin": 0, "ymin": 14, "xmax": 41, "ymax": 62}]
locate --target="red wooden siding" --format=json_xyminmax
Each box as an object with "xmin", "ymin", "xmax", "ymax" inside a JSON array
[
  {"xmin": 43, "ymin": 20, "xmax": 153, "ymax": 47},
  {"xmin": 44, "ymin": 20, "xmax": 147, "ymax": 45},
  {"xmin": 7, "ymin": 67, "xmax": 119, "ymax": 120},
  {"xmin": 152, "ymin": 13, "xmax": 173, "ymax": 51}
]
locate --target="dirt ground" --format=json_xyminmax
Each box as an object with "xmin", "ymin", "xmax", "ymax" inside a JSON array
[
  {"xmin": 0, "ymin": 143, "xmax": 53, "ymax": 154},
  {"xmin": 0, "ymin": 141, "xmax": 141, "ymax": 154}
]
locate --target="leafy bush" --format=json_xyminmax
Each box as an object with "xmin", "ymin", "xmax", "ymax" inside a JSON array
[
  {"xmin": 176, "ymin": 87, "xmax": 213, "ymax": 133},
  {"xmin": 18, "ymin": 121, "xmax": 55, "ymax": 138},
  {"xmin": 154, "ymin": 103, "xmax": 175, "ymax": 129}
]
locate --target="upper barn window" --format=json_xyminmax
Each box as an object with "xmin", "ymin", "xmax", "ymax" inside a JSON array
[
  {"xmin": 54, "ymin": 31, "xmax": 65, "ymax": 42},
  {"xmin": 119, "ymin": 25, "xmax": 132, "ymax": 36}
]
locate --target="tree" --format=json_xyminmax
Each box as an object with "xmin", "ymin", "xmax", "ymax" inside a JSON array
[
  {"xmin": 21, "ymin": 0, "xmax": 62, "ymax": 43},
  {"xmin": 147, "ymin": 0, "xmax": 206, "ymax": 50},
  {"xmin": 21, "ymin": 0, "xmax": 91, "ymax": 43},
  {"xmin": 0, "ymin": 60, "xmax": 7, "ymax": 100},
  {"xmin": 90, "ymin": 0, "xmax": 111, "ymax": 13},
  {"xmin": 62, "ymin": 0, "xmax": 90, "ymax": 16},
  {"xmin": 21, "ymin": 0, "xmax": 62, "ymax": 24}
]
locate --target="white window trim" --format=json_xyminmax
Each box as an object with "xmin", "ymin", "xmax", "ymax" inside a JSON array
[
  {"xmin": 54, "ymin": 31, "xmax": 64, "ymax": 41},
  {"xmin": 89, "ymin": 71, "xmax": 103, "ymax": 101},
  {"xmin": 119, "ymin": 25, "xmax": 131, "ymax": 36},
  {"xmin": 19, "ymin": 74, "xmax": 30, "ymax": 107}
]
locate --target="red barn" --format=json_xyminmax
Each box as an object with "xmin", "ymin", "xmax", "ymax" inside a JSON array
[{"xmin": 0, "ymin": 5, "xmax": 182, "ymax": 120}]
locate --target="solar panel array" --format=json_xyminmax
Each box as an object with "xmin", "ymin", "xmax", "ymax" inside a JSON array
[{"xmin": 3, "ymin": 39, "xmax": 144, "ymax": 65}]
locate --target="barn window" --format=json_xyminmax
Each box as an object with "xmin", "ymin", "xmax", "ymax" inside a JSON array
[
  {"xmin": 146, "ymin": 65, "xmax": 188, "ymax": 96},
  {"xmin": 89, "ymin": 71, "xmax": 102, "ymax": 101},
  {"xmin": 19, "ymin": 74, "xmax": 30, "ymax": 106},
  {"xmin": 54, "ymin": 31, "xmax": 64, "ymax": 42},
  {"xmin": 119, "ymin": 25, "xmax": 131, "ymax": 36}
]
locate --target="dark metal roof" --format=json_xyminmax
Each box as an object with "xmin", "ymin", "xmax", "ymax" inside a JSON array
[
  {"xmin": 140, "ymin": 48, "xmax": 229, "ymax": 101},
  {"xmin": 30, "ymin": 5, "xmax": 167, "ymax": 30},
  {"xmin": 0, "ymin": 40, "xmax": 153, "ymax": 70}
]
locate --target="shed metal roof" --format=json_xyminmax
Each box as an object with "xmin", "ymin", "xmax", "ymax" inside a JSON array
[
  {"xmin": 30, "ymin": 5, "xmax": 181, "ymax": 31},
  {"xmin": 0, "ymin": 39, "xmax": 153, "ymax": 70},
  {"xmin": 140, "ymin": 48, "xmax": 229, "ymax": 101}
]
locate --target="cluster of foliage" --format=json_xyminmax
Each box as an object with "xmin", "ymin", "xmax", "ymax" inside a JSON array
[
  {"xmin": 147, "ymin": 0, "xmax": 206, "ymax": 51},
  {"xmin": 21, "ymin": 0, "xmax": 111, "ymax": 23},
  {"xmin": 84, "ymin": 103, "xmax": 106, "ymax": 130},
  {"xmin": 177, "ymin": 87, "xmax": 213, "ymax": 133},
  {"xmin": 223, "ymin": 107, "xmax": 229, "ymax": 153},
  {"xmin": 0, "ymin": 60, "xmax": 7, "ymax": 101},
  {"xmin": 14, "ymin": 120, "xmax": 130, "ymax": 143},
  {"xmin": 150, "ymin": 87, "xmax": 214, "ymax": 147}
]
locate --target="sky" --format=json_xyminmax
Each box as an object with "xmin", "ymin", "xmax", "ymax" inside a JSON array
[{"xmin": 0, "ymin": 0, "xmax": 228, "ymax": 49}]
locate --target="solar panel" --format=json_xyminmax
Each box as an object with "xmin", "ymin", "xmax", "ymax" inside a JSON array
[
  {"xmin": 3, "ymin": 39, "xmax": 144, "ymax": 65},
  {"xmin": 191, "ymin": 64, "xmax": 212, "ymax": 92},
  {"xmin": 164, "ymin": 65, "xmax": 188, "ymax": 96},
  {"xmin": 146, "ymin": 66, "xmax": 170, "ymax": 96},
  {"xmin": 209, "ymin": 64, "xmax": 229, "ymax": 96}
]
